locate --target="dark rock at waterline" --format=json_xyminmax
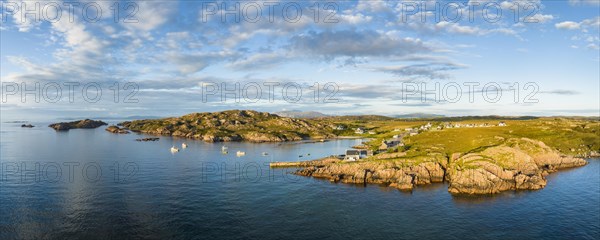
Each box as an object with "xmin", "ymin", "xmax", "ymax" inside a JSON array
[
  {"xmin": 49, "ymin": 119, "xmax": 107, "ymax": 131},
  {"xmin": 21, "ymin": 124, "xmax": 34, "ymax": 128},
  {"xmin": 135, "ymin": 137, "xmax": 160, "ymax": 142}
]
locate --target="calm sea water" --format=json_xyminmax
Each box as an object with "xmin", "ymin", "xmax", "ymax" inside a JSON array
[{"xmin": 1, "ymin": 121, "xmax": 599, "ymax": 239}]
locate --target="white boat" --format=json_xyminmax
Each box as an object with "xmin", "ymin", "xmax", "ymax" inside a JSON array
[
  {"xmin": 181, "ymin": 143, "xmax": 188, "ymax": 149},
  {"xmin": 170, "ymin": 146, "xmax": 179, "ymax": 152},
  {"xmin": 236, "ymin": 151, "xmax": 246, "ymax": 156},
  {"xmin": 222, "ymin": 146, "xmax": 228, "ymax": 151},
  {"xmin": 262, "ymin": 152, "xmax": 269, "ymax": 156}
]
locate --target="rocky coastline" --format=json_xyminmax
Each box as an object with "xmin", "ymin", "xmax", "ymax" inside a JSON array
[
  {"xmin": 118, "ymin": 110, "xmax": 336, "ymax": 143},
  {"xmin": 287, "ymin": 138, "xmax": 588, "ymax": 195}
]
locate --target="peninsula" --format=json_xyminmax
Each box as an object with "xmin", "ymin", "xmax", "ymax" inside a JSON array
[{"xmin": 60, "ymin": 110, "xmax": 598, "ymax": 195}]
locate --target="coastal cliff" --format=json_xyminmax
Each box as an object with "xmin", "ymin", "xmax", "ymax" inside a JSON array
[{"xmin": 292, "ymin": 138, "xmax": 587, "ymax": 195}]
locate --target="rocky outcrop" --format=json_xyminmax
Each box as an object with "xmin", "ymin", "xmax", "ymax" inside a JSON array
[
  {"xmin": 447, "ymin": 138, "xmax": 586, "ymax": 195},
  {"xmin": 295, "ymin": 156, "xmax": 446, "ymax": 191},
  {"xmin": 21, "ymin": 124, "xmax": 34, "ymax": 128},
  {"xmin": 49, "ymin": 119, "xmax": 107, "ymax": 131},
  {"xmin": 105, "ymin": 126, "xmax": 129, "ymax": 134},
  {"xmin": 119, "ymin": 110, "xmax": 336, "ymax": 142},
  {"xmin": 291, "ymin": 138, "xmax": 587, "ymax": 195},
  {"xmin": 271, "ymin": 157, "xmax": 341, "ymax": 168}
]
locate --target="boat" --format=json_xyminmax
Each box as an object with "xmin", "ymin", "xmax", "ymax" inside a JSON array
[
  {"xmin": 170, "ymin": 146, "xmax": 179, "ymax": 152},
  {"xmin": 262, "ymin": 152, "xmax": 269, "ymax": 156},
  {"xmin": 236, "ymin": 151, "xmax": 246, "ymax": 156},
  {"xmin": 222, "ymin": 146, "xmax": 228, "ymax": 151},
  {"xmin": 181, "ymin": 143, "xmax": 188, "ymax": 149}
]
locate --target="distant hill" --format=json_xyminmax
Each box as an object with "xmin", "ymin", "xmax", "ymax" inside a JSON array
[
  {"xmin": 316, "ymin": 115, "xmax": 394, "ymax": 121},
  {"xmin": 274, "ymin": 110, "xmax": 329, "ymax": 119},
  {"xmin": 433, "ymin": 116, "xmax": 539, "ymax": 121},
  {"xmin": 393, "ymin": 113, "xmax": 445, "ymax": 119}
]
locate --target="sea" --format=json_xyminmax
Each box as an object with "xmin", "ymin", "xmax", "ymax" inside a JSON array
[{"xmin": 1, "ymin": 121, "xmax": 598, "ymax": 239}]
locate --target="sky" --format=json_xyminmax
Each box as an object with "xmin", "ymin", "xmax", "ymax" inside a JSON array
[{"xmin": 0, "ymin": 0, "xmax": 599, "ymax": 120}]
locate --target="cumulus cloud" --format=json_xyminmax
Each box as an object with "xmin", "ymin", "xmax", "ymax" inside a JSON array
[{"xmin": 555, "ymin": 21, "xmax": 581, "ymax": 30}]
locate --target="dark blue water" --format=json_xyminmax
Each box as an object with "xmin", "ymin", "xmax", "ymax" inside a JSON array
[{"xmin": 1, "ymin": 122, "xmax": 599, "ymax": 239}]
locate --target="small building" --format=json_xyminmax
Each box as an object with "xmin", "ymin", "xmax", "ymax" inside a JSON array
[
  {"xmin": 379, "ymin": 139, "xmax": 401, "ymax": 150},
  {"xmin": 344, "ymin": 149, "xmax": 370, "ymax": 161},
  {"xmin": 355, "ymin": 128, "xmax": 365, "ymax": 134},
  {"xmin": 368, "ymin": 131, "xmax": 376, "ymax": 134},
  {"xmin": 334, "ymin": 125, "xmax": 346, "ymax": 130},
  {"xmin": 498, "ymin": 122, "xmax": 507, "ymax": 127}
]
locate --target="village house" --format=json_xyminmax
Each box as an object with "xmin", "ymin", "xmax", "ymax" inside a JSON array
[
  {"xmin": 355, "ymin": 128, "xmax": 365, "ymax": 134},
  {"xmin": 344, "ymin": 149, "xmax": 371, "ymax": 161},
  {"xmin": 333, "ymin": 125, "xmax": 346, "ymax": 130},
  {"xmin": 379, "ymin": 139, "xmax": 402, "ymax": 151},
  {"xmin": 499, "ymin": 122, "xmax": 507, "ymax": 127}
]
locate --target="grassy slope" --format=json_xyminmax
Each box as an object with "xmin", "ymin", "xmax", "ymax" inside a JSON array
[{"xmin": 315, "ymin": 117, "xmax": 599, "ymax": 168}]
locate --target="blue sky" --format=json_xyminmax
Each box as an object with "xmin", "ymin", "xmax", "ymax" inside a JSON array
[{"xmin": 1, "ymin": 0, "xmax": 599, "ymax": 120}]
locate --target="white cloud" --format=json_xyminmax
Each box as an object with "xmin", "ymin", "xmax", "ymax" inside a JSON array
[
  {"xmin": 527, "ymin": 14, "xmax": 554, "ymax": 23},
  {"xmin": 436, "ymin": 21, "xmax": 480, "ymax": 35},
  {"xmin": 587, "ymin": 43, "xmax": 600, "ymax": 50},
  {"xmin": 555, "ymin": 21, "xmax": 581, "ymax": 30},
  {"xmin": 339, "ymin": 12, "xmax": 373, "ymax": 25},
  {"xmin": 122, "ymin": 1, "xmax": 176, "ymax": 32}
]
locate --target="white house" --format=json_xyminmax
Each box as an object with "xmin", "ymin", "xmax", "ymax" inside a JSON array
[{"xmin": 344, "ymin": 149, "xmax": 370, "ymax": 161}]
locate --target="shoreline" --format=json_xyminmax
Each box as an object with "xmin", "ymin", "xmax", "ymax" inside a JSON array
[{"xmin": 270, "ymin": 138, "xmax": 592, "ymax": 196}]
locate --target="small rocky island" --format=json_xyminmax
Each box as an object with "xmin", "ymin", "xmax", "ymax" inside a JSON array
[
  {"xmin": 49, "ymin": 119, "xmax": 107, "ymax": 131},
  {"xmin": 118, "ymin": 110, "xmax": 335, "ymax": 142},
  {"xmin": 105, "ymin": 125, "xmax": 129, "ymax": 134},
  {"xmin": 21, "ymin": 124, "xmax": 34, "ymax": 128}
]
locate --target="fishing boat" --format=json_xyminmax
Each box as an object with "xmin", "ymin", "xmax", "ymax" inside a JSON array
[
  {"xmin": 181, "ymin": 143, "xmax": 188, "ymax": 149},
  {"xmin": 236, "ymin": 151, "xmax": 246, "ymax": 156},
  {"xmin": 262, "ymin": 152, "xmax": 269, "ymax": 156},
  {"xmin": 221, "ymin": 146, "xmax": 228, "ymax": 154},
  {"xmin": 170, "ymin": 146, "xmax": 179, "ymax": 152}
]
